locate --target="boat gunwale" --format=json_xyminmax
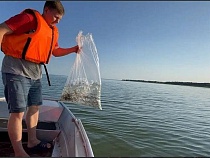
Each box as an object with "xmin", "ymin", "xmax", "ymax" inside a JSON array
[{"xmin": 59, "ymin": 101, "xmax": 94, "ymax": 157}]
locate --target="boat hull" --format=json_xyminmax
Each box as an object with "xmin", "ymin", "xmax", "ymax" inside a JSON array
[{"xmin": 0, "ymin": 98, "xmax": 94, "ymax": 157}]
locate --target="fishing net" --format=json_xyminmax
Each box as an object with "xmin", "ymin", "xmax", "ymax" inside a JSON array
[{"xmin": 60, "ymin": 31, "xmax": 102, "ymax": 110}]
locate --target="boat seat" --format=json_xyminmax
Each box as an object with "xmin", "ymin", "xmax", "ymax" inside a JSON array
[
  {"xmin": 0, "ymin": 98, "xmax": 64, "ymax": 123},
  {"xmin": 22, "ymin": 121, "xmax": 61, "ymax": 142},
  {"xmin": 0, "ymin": 99, "xmax": 63, "ymax": 142},
  {"xmin": 0, "ymin": 118, "xmax": 61, "ymax": 142},
  {"xmin": 25, "ymin": 99, "xmax": 64, "ymax": 123}
]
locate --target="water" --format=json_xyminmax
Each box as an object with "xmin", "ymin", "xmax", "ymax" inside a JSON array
[{"xmin": 1, "ymin": 74, "xmax": 210, "ymax": 156}]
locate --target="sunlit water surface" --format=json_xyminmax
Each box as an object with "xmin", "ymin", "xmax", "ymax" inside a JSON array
[{"xmin": 1, "ymin": 74, "xmax": 210, "ymax": 157}]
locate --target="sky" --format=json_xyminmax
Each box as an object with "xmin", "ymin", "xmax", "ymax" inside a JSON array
[{"xmin": 1, "ymin": 1, "xmax": 210, "ymax": 83}]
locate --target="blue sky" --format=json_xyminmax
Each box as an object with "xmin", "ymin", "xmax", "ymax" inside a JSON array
[{"xmin": 1, "ymin": 1, "xmax": 210, "ymax": 82}]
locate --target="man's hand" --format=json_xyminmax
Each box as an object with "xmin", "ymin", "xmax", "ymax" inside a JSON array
[
  {"xmin": 75, "ymin": 45, "xmax": 82, "ymax": 54},
  {"xmin": 53, "ymin": 45, "xmax": 82, "ymax": 57}
]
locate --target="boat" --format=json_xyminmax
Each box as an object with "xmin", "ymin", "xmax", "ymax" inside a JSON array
[{"xmin": 0, "ymin": 97, "xmax": 94, "ymax": 157}]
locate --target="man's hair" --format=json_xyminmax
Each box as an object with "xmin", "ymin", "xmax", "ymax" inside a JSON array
[{"xmin": 44, "ymin": 1, "xmax": 65, "ymax": 15}]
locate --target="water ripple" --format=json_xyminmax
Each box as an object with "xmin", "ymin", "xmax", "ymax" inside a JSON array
[{"xmin": 41, "ymin": 77, "xmax": 210, "ymax": 156}]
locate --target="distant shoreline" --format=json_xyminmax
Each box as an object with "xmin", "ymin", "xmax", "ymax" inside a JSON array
[{"xmin": 122, "ymin": 79, "xmax": 210, "ymax": 88}]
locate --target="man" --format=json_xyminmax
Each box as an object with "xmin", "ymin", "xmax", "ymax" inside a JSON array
[{"xmin": 0, "ymin": 1, "xmax": 79, "ymax": 157}]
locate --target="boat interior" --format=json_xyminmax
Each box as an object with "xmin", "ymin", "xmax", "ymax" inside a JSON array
[
  {"xmin": 0, "ymin": 99, "xmax": 93, "ymax": 157},
  {"xmin": 0, "ymin": 119, "xmax": 57, "ymax": 157},
  {"xmin": 0, "ymin": 99, "xmax": 63, "ymax": 157}
]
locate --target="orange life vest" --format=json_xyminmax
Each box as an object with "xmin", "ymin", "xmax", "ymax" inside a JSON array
[{"xmin": 1, "ymin": 9, "xmax": 59, "ymax": 64}]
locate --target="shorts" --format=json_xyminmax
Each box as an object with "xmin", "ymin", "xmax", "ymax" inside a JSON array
[{"xmin": 2, "ymin": 73, "xmax": 43, "ymax": 113}]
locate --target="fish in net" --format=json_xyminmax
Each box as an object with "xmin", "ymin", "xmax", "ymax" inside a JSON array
[{"xmin": 60, "ymin": 31, "xmax": 102, "ymax": 110}]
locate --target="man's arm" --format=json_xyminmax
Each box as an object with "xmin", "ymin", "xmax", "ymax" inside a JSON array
[
  {"xmin": 52, "ymin": 45, "xmax": 79, "ymax": 57},
  {"xmin": 0, "ymin": 22, "xmax": 13, "ymax": 46}
]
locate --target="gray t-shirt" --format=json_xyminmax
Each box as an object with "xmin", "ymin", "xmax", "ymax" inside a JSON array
[{"xmin": 1, "ymin": 55, "xmax": 42, "ymax": 80}]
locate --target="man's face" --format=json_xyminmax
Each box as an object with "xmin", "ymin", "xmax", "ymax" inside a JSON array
[{"xmin": 43, "ymin": 7, "xmax": 63, "ymax": 27}]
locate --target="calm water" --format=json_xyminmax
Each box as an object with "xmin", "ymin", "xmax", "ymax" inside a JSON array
[{"xmin": 1, "ymin": 74, "xmax": 210, "ymax": 157}]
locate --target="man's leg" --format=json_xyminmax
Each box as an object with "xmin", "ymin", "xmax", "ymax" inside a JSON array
[
  {"xmin": 2, "ymin": 73, "xmax": 30, "ymax": 157},
  {"xmin": 26, "ymin": 79, "xmax": 52, "ymax": 149},
  {"xmin": 8, "ymin": 112, "xmax": 29, "ymax": 157},
  {"xmin": 26, "ymin": 105, "xmax": 41, "ymax": 147}
]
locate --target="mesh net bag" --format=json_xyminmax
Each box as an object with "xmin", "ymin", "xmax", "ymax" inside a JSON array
[{"xmin": 60, "ymin": 31, "xmax": 102, "ymax": 110}]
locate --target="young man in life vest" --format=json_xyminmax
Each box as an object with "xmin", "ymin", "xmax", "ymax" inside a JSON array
[{"xmin": 0, "ymin": 1, "xmax": 79, "ymax": 157}]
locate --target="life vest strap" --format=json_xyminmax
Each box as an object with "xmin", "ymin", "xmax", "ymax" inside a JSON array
[
  {"xmin": 42, "ymin": 63, "xmax": 51, "ymax": 86},
  {"xmin": 22, "ymin": 37, "xmax": 32, "ymax": 60}
]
